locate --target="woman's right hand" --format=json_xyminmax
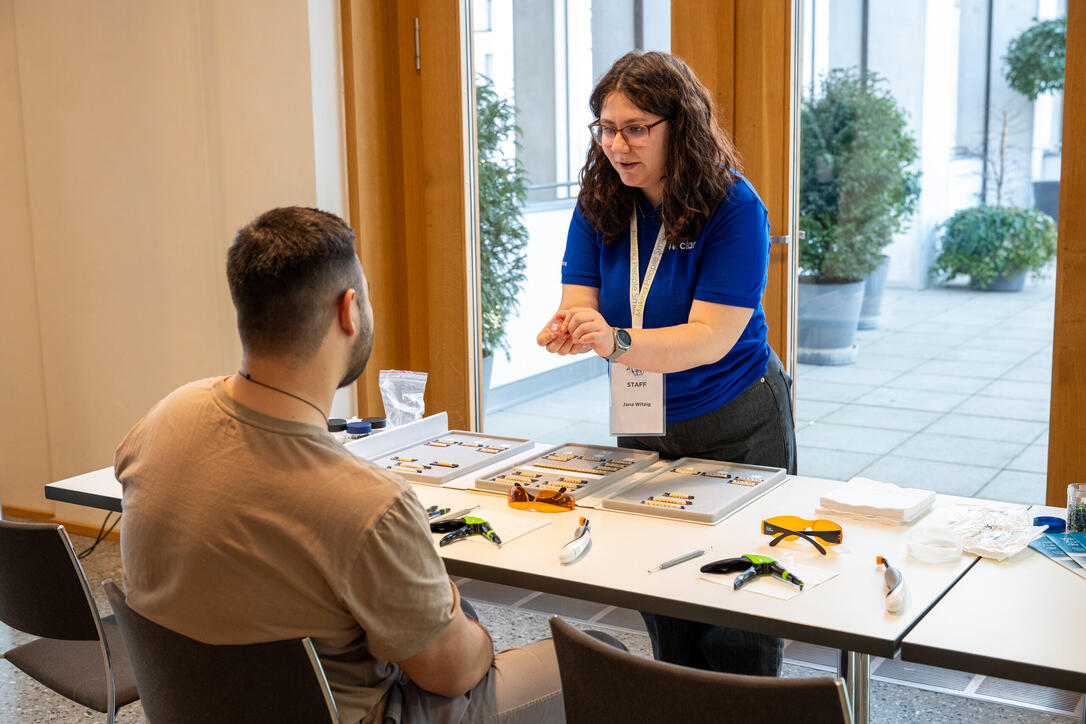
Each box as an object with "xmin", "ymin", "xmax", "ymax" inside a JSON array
[{"xmin": 537, "ymin": 311, "xmax": 589, "ymax": 355}]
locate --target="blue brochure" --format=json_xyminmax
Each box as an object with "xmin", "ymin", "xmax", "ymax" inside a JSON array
[{"xmin": 1030, "ymin": 533, "xmax": 1086, "ymax": 579}]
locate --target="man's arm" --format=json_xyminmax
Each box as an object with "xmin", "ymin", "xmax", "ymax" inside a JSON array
[{"xmin": 396, "ymin": 605, "xmax": 494, "ymax": 697}]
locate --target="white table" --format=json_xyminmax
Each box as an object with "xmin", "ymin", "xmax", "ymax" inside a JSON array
[
  {"xmin": 901, "ymin": 505, "xmax": 1086, "ymax": 698},
  {"xmin": 45, "ymin": 465, "xmax": 980, "ymax": 724}
]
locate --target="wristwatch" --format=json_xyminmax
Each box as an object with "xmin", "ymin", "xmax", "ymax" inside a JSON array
[{"xmin": 606, "ymin": 328, "xmax": 632, "ymax": 361}]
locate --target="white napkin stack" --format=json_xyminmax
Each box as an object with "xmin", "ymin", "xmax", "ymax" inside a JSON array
[{"xmin": 817, "ymin": 477, "xmax": 936, "ymax": 525}]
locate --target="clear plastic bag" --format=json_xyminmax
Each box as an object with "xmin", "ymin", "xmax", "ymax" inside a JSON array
[
  {"xmin": 379, "ymin": 370, "xmax": 428, "ymax": 427},
  {"xmin": 947, "ymin": 502, "xmax": 1048, "ymax": 561}
]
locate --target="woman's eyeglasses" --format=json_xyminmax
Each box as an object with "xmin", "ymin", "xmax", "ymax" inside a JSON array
[
  {"xmin": 588, "ymin": 118, "xmax": 667, "ymax": 148},
  {"xmin": 507, "ymin": 482, "xmax": 576, "ymax": 513},
  {"xmin": 761, "ymin": 516, "xmax": 843, "ymax": 555}
]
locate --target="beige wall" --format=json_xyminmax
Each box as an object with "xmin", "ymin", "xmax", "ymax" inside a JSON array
[{"xmin": 1, "ymin": 0, "xmax": 346, "ymax": 525}]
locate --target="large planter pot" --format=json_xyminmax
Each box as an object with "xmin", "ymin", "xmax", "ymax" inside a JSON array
[
  {"xmin": 969, "ymin": 270, "xmax": 1027, "ymax": 292},
  {"xmin": 797, "ymin": 277, "xmax": 865, "ymax": 365},
  {"xmin": 858, "ymin": 255, "xmax": 891, "ymax": 330},
  {"xmin": 1033, "ymin": 180, "xmax": 1059, "ymax": 222}
]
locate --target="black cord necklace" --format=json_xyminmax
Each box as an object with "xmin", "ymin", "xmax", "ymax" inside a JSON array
[{"xmin": 237, "ymin": 371, "xmax": 327, "ymax": 423}]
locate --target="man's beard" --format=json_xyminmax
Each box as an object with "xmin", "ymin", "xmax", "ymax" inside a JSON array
[{"xmin": 337, "ymin": 312, "xmax": 373, "ymax": 389}]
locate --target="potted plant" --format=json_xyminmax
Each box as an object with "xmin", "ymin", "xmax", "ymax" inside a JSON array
[
  {"xmin": 1003, "ymin": 16, "xmax": 1066, "ymax": 221},
  {"xmin": 476, "ymin": 78, "xmax": 529, "ymax": 394},
  {"xmin": 1004, "ymin": 17, "xmax": 1066, "ymax": 101},
  {"xmin": 930, "ymin": 205, "xmax": 1056, "ymax": 291},
  {"xmin": 799, "ymin": 68, "xmax": 920, "ymax": 363}
]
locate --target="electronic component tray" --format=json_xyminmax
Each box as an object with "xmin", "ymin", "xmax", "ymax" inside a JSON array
[
  {"xmin": 601, "ymin": 457, "xmax": 787, "ymax": 524},
  {"xmin": 475, "ymin": 443, "xmax": 658, "ymax": 500},
  {"xmin": 372, "ymin": 431, "xmax": 533, "ymax": 485}
]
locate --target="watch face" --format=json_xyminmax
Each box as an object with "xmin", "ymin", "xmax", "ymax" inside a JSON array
[{"xmin": 616, "ymin": 328, "xmax": 632, "ymax": 348}]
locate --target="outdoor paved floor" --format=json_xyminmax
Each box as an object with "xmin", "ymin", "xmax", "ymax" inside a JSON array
[{"xmin": 485, "ymin": 275, "xmax": 1056, "ymax": 506}]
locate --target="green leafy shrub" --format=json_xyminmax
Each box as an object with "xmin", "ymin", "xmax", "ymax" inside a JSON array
[
  {"xmin": 930, "ymin": 206, "xmax": 1056, "ymax": 289},
  {"xmin": 799, "ymin": 69, "xmax": 921, "ymax": 282},
  {"xmin": 1004, "ymin": 17, "xmax": 1066, "ymax": 101},
  {"xmin": 476, "ymin": 78, "xmax": 528, "ymax": 358}
]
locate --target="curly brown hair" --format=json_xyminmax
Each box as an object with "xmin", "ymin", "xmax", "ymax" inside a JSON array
[{"xmin": 578, "ymin": 51, "xmax": 742, "ymax": 247}]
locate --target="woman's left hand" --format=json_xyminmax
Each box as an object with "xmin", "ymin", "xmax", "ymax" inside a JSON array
[{"xmin": 563, "ymin": 306, "xmax": 615, "ymax": 358}]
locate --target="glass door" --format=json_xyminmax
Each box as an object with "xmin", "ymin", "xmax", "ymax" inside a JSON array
[
  {"xmin": 795, "ymin": 0, "xmax": 1063, "ymax": 504},
  {"xmin": 471, "ymin": 0, "xmax": 671, "ymax": 445}
]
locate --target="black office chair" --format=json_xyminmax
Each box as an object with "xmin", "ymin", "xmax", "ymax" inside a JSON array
[
  {"xmin": 104, "ymin": 580, "xmax": 339, "ymax": 724},
  {"xmin": 549, "ymin": 616, "xmax": 852, "ymax": 724},
  {"xmin": 0, "ymin": 520, "xmax": 139, "ymax": 723}
]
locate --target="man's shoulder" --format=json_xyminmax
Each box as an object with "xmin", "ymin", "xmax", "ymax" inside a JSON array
[
  {"xmin": 144, "ymin": 377, "xmax": 220, "ymax": 418},
  {"xmin": 322, "ymin": 451, "xmax": 413, "ymax": 498},
  {"xmin": 294, "ymin": 449, "xmax": 420, "ymax": 526}
]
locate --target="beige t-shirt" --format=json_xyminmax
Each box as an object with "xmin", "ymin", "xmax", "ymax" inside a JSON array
[{"xmin": 115, "ymin": 378, "xmax": 456, "ymax": 723}]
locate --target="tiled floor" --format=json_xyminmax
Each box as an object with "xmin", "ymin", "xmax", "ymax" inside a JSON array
[
  {"xmin": 484, "ymin": 276, "xmax": 1056, "ymax": 506},
  {"xmin": 2, "ymin": 535, "xmax": 1078, "ymax": 723}
]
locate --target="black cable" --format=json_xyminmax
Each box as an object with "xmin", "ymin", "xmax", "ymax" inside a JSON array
[{"xmin": 77, "ymin": 511, "xmax": 121, "ymax": 559}]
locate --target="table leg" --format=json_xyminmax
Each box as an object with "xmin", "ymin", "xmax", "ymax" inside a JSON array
[{"xmin": 838, "ymin": 650, "xmax": 870, "ymax": 723}]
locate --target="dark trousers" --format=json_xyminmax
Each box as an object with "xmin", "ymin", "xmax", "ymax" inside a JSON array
[{"xmin": 619, "ymin": 350, "xmax": 797, "ymax": 676}]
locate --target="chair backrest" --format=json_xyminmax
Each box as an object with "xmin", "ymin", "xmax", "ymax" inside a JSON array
[
  {"xmin": 103, "ymin": 581, "xmax": 339, "ymax": 724},
  {"xmin": 549, "ymin": 616, "xmax": 852, "ymax": 724},
  {"xmin": 0, "ymin": 519, "xmax": 103, "ymax": 640}
]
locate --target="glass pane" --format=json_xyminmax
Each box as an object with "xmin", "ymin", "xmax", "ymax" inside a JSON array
[
  {"xmin": 472, "ymin": 0, "xmax": 670, "ymax": 445},
  {"xmin": 796, "ymin": 0, "xmax": 1062, "ymax": 504}
]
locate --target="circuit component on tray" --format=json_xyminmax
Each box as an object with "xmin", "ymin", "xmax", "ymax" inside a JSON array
[
  {"xmin": 642, "ymin": 499, "xmax": 686, "ymax": 510},
  {"xmin": 431, "ymin": 461, "xmax": 459, "ymax": 468},
  {"xmin": 664, "ymin": 492, "xmax": 695, "ymax": 499},
  {"xmin": 650, "ymin": 496, "xmax": 693, "ymax": 505}
]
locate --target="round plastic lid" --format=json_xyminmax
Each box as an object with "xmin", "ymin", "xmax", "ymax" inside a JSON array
[
  {"xmin": 346, "ymin": 420, "xmax": 372, "ymax": 435},
  {"xmin": 1032, "ymin": 515, "xmax": 1065, "ymax": 534},
  {"xmin": 906, "ymin": 525, "xmax": 962, "ymax": 563},
  {"xmin": 327, "ymin": 418, "xmax": 347, "ymax": 432},
  {"xmin": 363, "ymin": 416, "xmax": 387, "ymax": 429}
]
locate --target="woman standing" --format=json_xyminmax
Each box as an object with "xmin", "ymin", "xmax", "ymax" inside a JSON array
[{"xmin": 536, "ymin": 51, "xmax": 796, "ymax": 676}]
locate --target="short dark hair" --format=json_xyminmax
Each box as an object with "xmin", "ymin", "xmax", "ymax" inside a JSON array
[
  {"xmin": 227, "ymin": 207, "xmax": 360, "ymax": 360},
  {"xmin": 579, "ymin": 51, "xmax": 743, "ymax": 247}
]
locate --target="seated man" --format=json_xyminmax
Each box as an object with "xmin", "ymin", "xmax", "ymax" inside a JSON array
[{"xmin": 115, "ymin": 207, "xmax": 563, "ymax": 723}]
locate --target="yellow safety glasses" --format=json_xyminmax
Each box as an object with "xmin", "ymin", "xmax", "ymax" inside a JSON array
[{"xmin": 761, "ymin": 516, "xmax": 843, "ymax": 555}]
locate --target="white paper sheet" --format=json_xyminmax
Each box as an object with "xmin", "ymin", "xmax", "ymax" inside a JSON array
[{"xmin": 698, "ymin": 561, "xmax": 839, "ymax": 601}]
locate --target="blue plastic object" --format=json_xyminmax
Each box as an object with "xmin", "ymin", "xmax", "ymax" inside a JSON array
[
  {"xmin": 346, "ymin": 420, "xmax": 372, "ymax": 436},
  {"xmin": 1033, "ymin": 515, "xmax": 1066, "ymax": 534}
]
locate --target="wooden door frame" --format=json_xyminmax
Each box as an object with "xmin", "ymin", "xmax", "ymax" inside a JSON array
[
  {"xmin": 1047, "ymin": 2, "xmax": 1086, "ymax": 506},
  {"xmin": 672, "ymin": 0, "xmax": 799, "ymax": 377},
  {"xmin": 341, "ymin": 0, "xmax": 478, "ymax": 431}
]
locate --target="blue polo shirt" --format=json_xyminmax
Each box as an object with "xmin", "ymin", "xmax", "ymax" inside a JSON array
[{"xmin": 561, "ymin": 175, "xmax": 770, "ymax": 423}]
